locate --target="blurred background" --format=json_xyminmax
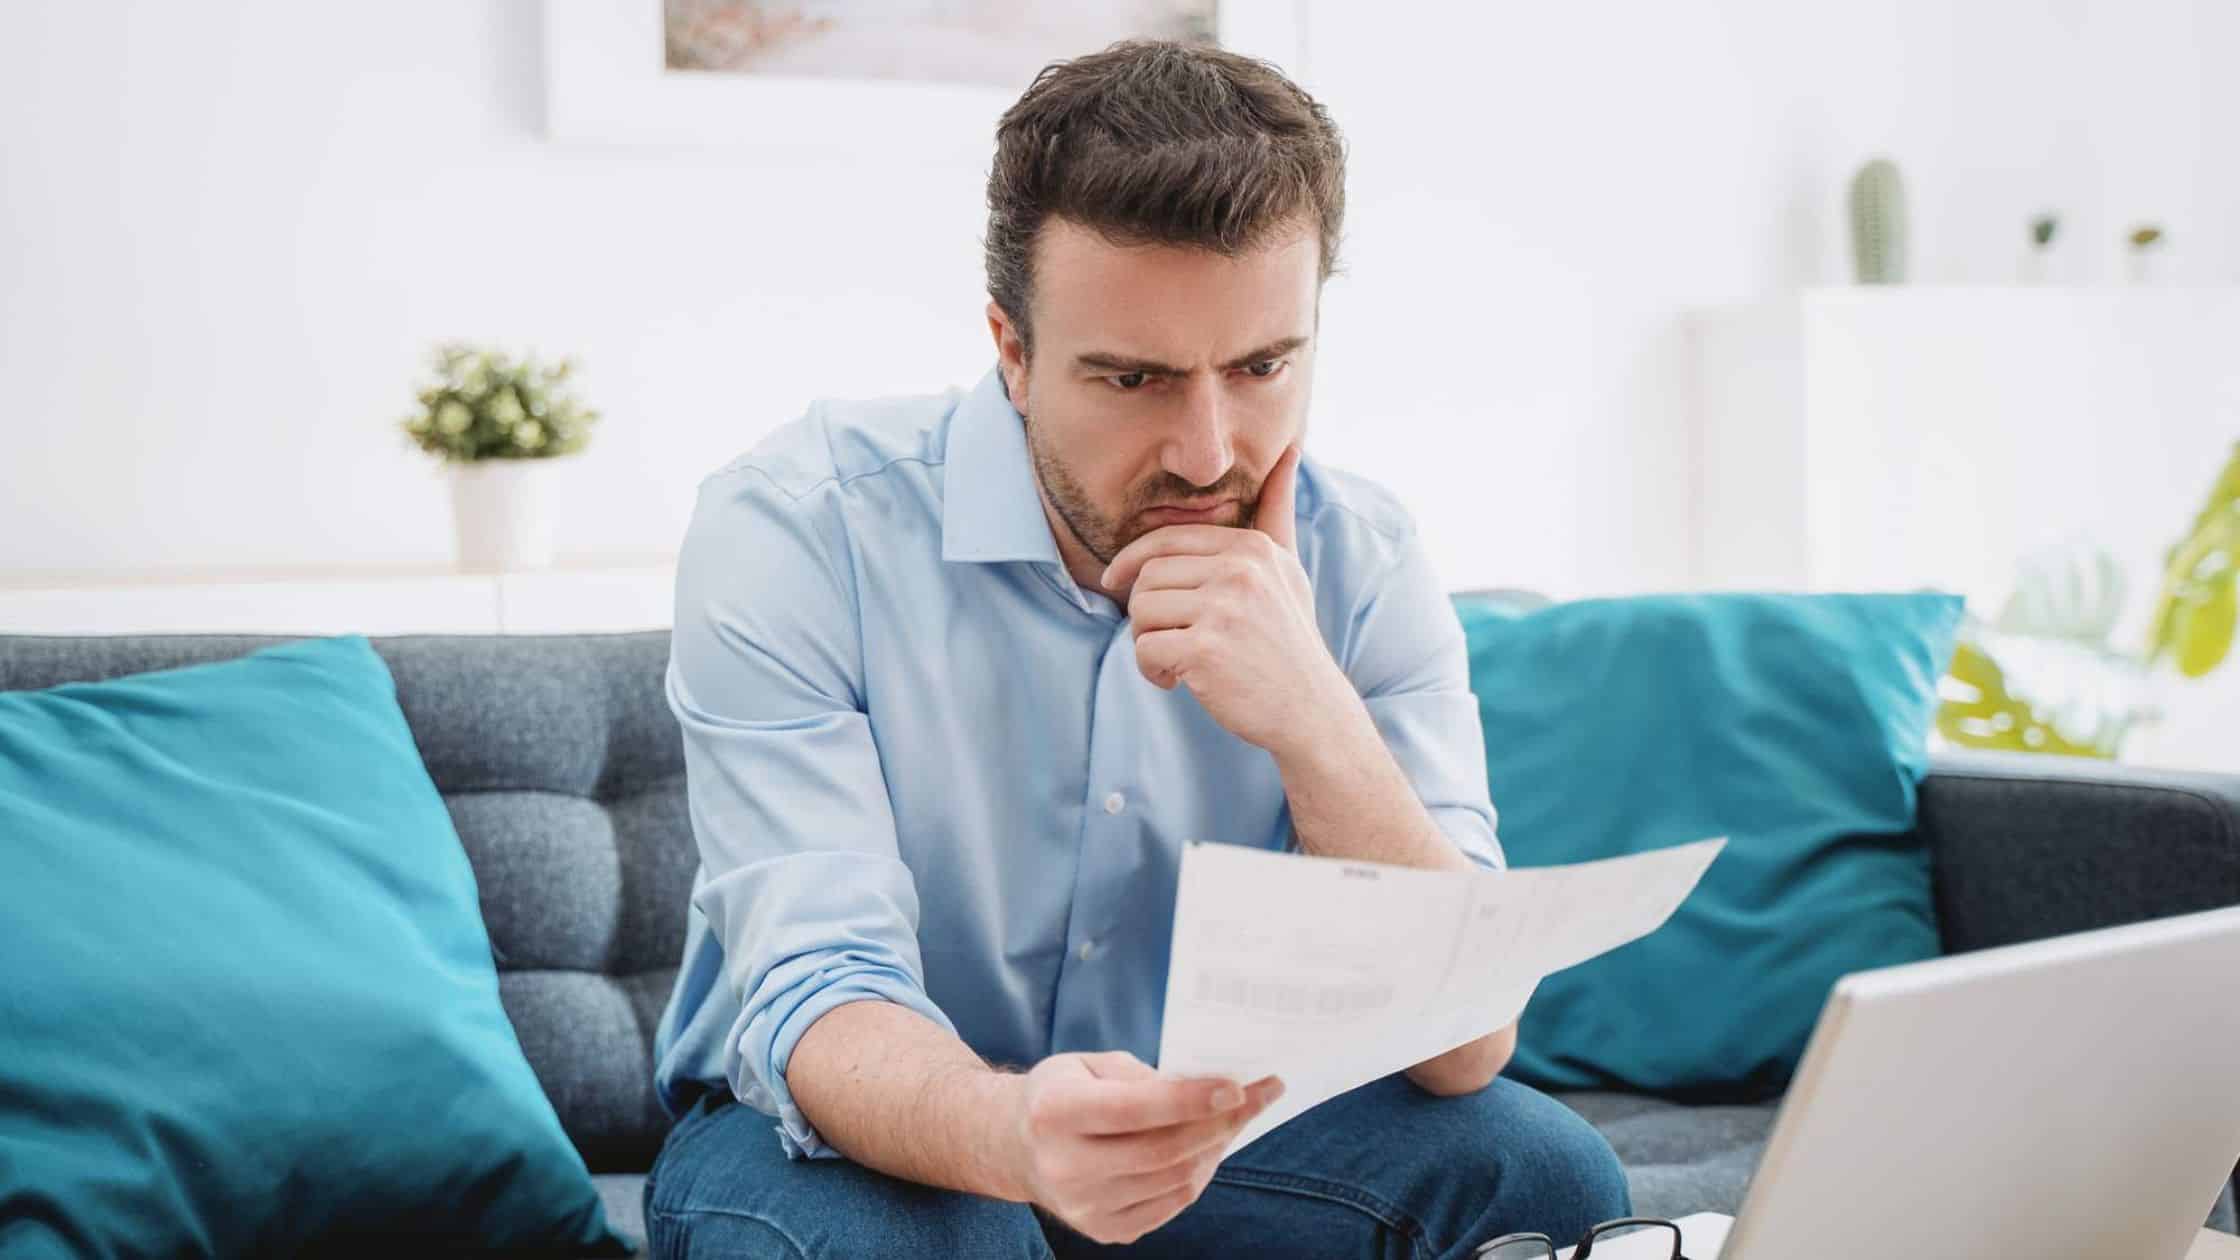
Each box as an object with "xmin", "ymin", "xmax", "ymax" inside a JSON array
[{"xmin": 2, "ymin": 0, "xmax": 2234, "ymax": 770}]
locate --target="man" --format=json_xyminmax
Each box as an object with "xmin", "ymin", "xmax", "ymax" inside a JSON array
[{"xmin": 645, "ymin": 39, "xmax": 1629, "ymax": 1259}]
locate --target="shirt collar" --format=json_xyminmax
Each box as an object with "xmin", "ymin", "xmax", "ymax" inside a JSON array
[{"xmin": 941, "ymin": 364, "xmax": 1064, "ymax": 567}]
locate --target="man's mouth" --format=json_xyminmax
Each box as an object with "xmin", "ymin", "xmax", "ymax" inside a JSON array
[{"xmin": 1138, "ymin": 499, "xmax": 1237, "ymax": 524}]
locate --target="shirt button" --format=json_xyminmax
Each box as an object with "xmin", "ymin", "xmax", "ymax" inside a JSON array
[
  {"xmin": 1103, "ymin": 792, "xmax": 1126, "ymax": 815},
  {"xmin": 1078, "ymin": 939, "xmax": 1099, "ymax": 961}
]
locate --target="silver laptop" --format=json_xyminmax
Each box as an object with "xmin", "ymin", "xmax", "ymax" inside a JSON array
[{"xmin": 1602, "ymin": 904, "xmax": 2240, "ymax": 1259}]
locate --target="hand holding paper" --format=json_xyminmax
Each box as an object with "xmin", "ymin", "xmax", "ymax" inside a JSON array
[{"xmin": 1154, "ymin": 837, "xmax": 1726, "ymax": 1158}]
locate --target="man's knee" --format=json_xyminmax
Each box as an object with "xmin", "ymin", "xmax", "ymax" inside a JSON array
[
  {"xmin": 871, "ymin": 1189, "xmax": 1049, "ymax": 1259},
  {"xmin": 645, "ymin": 1094, "xmax": 1048, "ymax": 1258},
  {"xmin": 1459, "ymin": 1079, "xmax": 1632, "ymax": 1241},
  {"xmin": 646, "ymin": 1205, "xmax": 804, "ymax": 1259},
  {"xmin": 1203, "ymin": 1075, "xmax": 1632, "ymax": 1256},
  {"xmin": 650, "ymin": 1189, "xmax": 1046, "ymax": 1259}
]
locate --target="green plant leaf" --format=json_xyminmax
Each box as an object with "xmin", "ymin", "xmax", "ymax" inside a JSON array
[
  {"xmin": 1934, "ymin": 640, "xmax": 2112, "ymax": 758},
  {"xmin": 2173, "ymin": 578, "xmax": 2236, "ymax": 678},
  {"xmin": 2144, "ymin": 441, "xmax": 2239, "ymax": 680},
  {"xmin": 397, "ymin": 342, "xmax": 602, "ymax": 463},
  {"xmin": 1995, "ymin": 543, "xmax": 2123, "ymax": 645}
]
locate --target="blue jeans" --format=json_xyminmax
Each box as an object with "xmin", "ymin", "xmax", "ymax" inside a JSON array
[{"xmin": 643, "ymin": 1073, "xmax": 1631, "ymax": 1259}]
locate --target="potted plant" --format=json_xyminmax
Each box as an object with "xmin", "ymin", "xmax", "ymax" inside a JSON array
[
  {"xmin": 398, "ymin": 343, "xmax": 600, "ymax": 573},
  {"xmin": 2019, "ymin": 212, "xmax": 2058, "ymax": 284},
  {"xmin": 2125, "ymin": 224, "xmax": 2166, "ymax": 285},
  {"xmin": 1848, "ymin": 158, "xmax": 1908, "ymax": 285},
  {"xmin": 1938, "ymin": 441, "xmax": 2238, "ymax": 759}
]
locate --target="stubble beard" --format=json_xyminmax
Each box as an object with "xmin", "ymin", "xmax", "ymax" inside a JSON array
[{"xmin": 1022, "ymin": 414, "xmax": 1259, "ymax": 567}]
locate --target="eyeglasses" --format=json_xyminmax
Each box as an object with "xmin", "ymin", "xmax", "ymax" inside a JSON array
[{"xmin": 1475, "ymin": 1216, "xmax": 1689, "ymax": 1259}]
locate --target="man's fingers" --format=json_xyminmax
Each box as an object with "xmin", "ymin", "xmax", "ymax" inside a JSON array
[
  {"xmin": 1055, "ymin": 1074, "xmax": 1247, "ymax": 1135},
  {"xmin": 1076, "ymin": 1051, "xmax": 1159, "ymax": 1081},
  {"xmin": 1133, "ymin": 626, "xmax": 1193, "ymax": 691},
  {"xmin": 1096, "ymin": 1180, "xmax": 1201, "ymax": 1245},
  {"xmin": 1125, "ymin": 588, "xmax": 1203, "ymax": 635},
  {"xmin": 1251, "ymin": 444, "xmax": 1300, "ymax": 552},
  {"xmin": 1089, "ymin": 1152, "xmax": 1213, "ymax": 1220},
  {"xmin": 1101, "ymin": 525, "xmax": 1245, "ymax": 595},
  {"xmin": 1094, "ymin": 1076, "xmax": 1286, "ymax": 1175},
  {"xmin": 1129, "ymin": 553, "xmax": 1229, "ymax": 595},
  {"xmin": 1043, "ymin": 1075, "xmax": 1286, "ymax": 1243}
]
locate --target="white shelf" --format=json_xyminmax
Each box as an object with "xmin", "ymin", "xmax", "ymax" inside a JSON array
[{"xmin": 0, "ymin": 557, "xmax": 677, "ymax": 636}]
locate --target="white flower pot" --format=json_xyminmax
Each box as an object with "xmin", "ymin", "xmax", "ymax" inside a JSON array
[{"xmin": 449, "ymin": 459, "xmax": 557, "ymax": 573}]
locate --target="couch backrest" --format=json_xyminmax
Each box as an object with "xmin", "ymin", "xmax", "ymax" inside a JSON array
[
  {"xmin": 11, "ymin": 634, "xmax": 2238, "ymax": 1179},
  {"xmin": 0, "ymin": 632, "xmax": 695, "ymax": 1173}
]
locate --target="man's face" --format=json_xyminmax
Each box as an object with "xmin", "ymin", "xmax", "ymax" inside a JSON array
[{"xmin": 989, "ymin": 216, "xmax": 1319, "ymax": 569}]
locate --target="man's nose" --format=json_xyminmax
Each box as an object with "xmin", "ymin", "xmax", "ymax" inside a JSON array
[{"xmin": 1161, "ymin": 376, "xmax": 1235, "ymax": 490}]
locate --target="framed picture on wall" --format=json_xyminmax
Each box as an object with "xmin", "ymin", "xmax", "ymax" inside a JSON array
[{"xmin": 541, "ymin": 1, "xmax": 1310, "ymax": 153}]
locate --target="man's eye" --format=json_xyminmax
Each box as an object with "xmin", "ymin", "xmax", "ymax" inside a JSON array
[
  {"xmin": 1245, "ymin": 359, "xmax": 1286, "ymax": 379},
  {"xmin": 1111, "ymin": 371, "xmax": 1149, "ymax": 390}
]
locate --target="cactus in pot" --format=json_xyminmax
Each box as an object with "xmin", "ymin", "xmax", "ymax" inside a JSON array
[{"xmin": 1848, "ymin": 158, "xmax": 1908, "ymax": 284}]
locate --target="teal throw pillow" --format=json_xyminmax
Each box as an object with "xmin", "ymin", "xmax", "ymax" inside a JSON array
[
  {"xmin": 0, "ymin": 635, "xmax": 624, "ymax": 1255},
  {"xmin": 1457, "ymin": 592, "xmax": 1963, "ymax": 1097}
]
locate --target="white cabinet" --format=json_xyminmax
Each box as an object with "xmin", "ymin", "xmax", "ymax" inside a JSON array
[
  {"xmin": 0, "ymin": 558, "xmax": 677, "ymax": 636},
  {"xmin": 1691, "ymin": 286, "xmax": 2240, "ymax": 599},
  {"xmin": 1690, "ymin": 286, "xmax": 2240, "ymax": 772}
]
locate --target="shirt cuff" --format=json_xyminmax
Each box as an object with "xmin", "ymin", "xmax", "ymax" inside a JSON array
[{"xmin": 740, "ymin": 969, "xmax": 961, "ymax": 1161}]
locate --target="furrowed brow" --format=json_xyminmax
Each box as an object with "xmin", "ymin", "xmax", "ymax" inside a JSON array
[
  {"xmin": 1075, "ymin": 335, "xmax": 1310, "ymax": 377},
  {"xmin": 1220, "ymin": 335, "xmax": 1309, "ymax": 370},
  {"xmin": 1074, "ymin": 351, "xmax": 1188, "ymax": 376}
]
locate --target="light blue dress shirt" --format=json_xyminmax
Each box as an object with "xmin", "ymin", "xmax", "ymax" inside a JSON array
[{"xmin": 651, "ymin": 364, "xmax": 1503, "ymax": 1159}]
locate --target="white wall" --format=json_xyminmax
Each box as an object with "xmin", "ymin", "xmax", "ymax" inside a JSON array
[
  {"xmin": 1, "ymin": 1, "xmax": 993, "ymax": 579},
  {"xmin": 4, "ymin": 0, "xmax": 2236, "ymax": 596},
  {"xmin": 1301, "ymin": 0, "xmax": 2239, "ymax": 595}
]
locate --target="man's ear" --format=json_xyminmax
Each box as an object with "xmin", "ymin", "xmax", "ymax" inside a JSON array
[{"xmin": 985, "ymin": 300, "xmax": 1028, "ymax": 406}]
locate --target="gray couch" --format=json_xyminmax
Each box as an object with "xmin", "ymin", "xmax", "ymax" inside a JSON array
[{"xmin": 6, "ymin": 629, "xmax": 2238, "ymax": 1252}]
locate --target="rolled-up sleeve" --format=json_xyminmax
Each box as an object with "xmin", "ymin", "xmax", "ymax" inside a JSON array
[
  {"xmin": 666, "ymin": 466, "xmax": 960, "ymax": 1159},
  {"xmin": 1340, "ymin": 525, "xmax": 1506, "ymax": 872}
]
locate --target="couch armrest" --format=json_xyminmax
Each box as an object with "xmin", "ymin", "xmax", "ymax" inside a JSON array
[
  {"xmin": 1920, "ymin": 749, "xmax": 2240, "ymax": 955},
  {"xmin": 1919, "ymin": 749, "xmax": 2240, "ymax": 1230}
]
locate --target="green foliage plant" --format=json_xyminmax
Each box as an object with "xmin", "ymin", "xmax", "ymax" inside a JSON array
[{"xmin": 399, "ymin": 343, "xmax": 599, "ymax": 464}]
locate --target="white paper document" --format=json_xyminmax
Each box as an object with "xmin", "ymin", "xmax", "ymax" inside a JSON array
[{"xmin": 1154, "ymin": 837, "xmax": 1727, "ymax": 1157}]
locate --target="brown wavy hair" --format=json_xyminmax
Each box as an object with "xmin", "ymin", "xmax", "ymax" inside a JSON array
[{"xmin": 983, "ymin": 39, "xmax": 1348, "ymax": 354}]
